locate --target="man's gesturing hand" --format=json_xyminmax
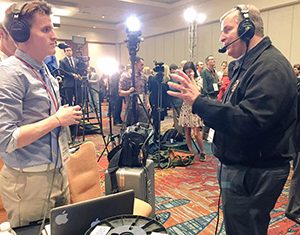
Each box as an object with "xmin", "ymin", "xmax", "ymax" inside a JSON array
[{"xmin": 167, "ymin": 70, "xmax": 200, "ymax": 105}]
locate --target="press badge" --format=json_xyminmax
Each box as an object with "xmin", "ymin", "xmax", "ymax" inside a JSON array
[
  {"xmin": 213, "ymin": 83, "xmax": 219, "ymax": 91},
  {"xmin": 59, "ymin": 126, "xmax": 71, "ymax": 165}
]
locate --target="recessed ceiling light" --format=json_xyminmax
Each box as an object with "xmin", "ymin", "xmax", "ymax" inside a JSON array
[
  {"xmin": 92, "ymin": 26, "xmax": 96, "ymax": 29},
  {"xmin": 101, "ymin": 15, "xmax": 105, "ymax": 19}
]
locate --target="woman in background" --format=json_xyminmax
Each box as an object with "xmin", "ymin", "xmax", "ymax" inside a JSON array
[
  {"xmin": 217, "ymin": 66, "xmax": 230, "ymax": 101},
  {"xmin": 178, "ymin": 61, "xmax": 206, "ymax": 161}
]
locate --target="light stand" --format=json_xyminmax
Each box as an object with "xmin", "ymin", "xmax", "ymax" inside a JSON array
[
  {"xmin": 184, "ymin": 7, "xmax": 206, "ymax": 62},
  {"xmin": 126, "ymin": 29, "xmax": 142, "ymax": 124}
]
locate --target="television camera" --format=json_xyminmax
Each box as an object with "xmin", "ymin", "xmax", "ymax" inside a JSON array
[
  {"xmin": 153, "ymin": 61, "xmax": 164, "ymax": 83},
  {"xmin": 76, "ymin": 55, "xmax": 90, "ymax": 77}
]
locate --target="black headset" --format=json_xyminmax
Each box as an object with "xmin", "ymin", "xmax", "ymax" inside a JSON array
[
  {"xmin": 8, "ymin": 3, "xmax": 30, "ymax": 43},
  {"xmin": 236, "ymin": 5, "xmax": 255, "ymax": 42}
]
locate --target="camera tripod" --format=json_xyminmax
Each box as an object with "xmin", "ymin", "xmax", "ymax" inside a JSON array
[
  {"xmin": 76, "ymin": 78, "xmax": 109, "ymax": 155},
  {"xmin": 97, "ymin": 75, "xmax": 121, "ymax": 162},
  {"xmin": 121, "ymin": 91, "xmax": 152, "ymax": 132}
]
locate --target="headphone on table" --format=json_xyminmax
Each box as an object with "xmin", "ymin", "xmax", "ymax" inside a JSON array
[
  {"xmin": 236, "ymin": 5, "xmax": 255, "ymax": 42},
  {"xmin": 8, "ymin": 3, "xmax": 30, "ymax": 43}
]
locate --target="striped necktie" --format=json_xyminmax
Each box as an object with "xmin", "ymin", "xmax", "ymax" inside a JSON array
[
  {"xmin": 69, "ymin": 57, "xmax": 74, "ymax": 68},
  {"xmin": 40, "ymin": 67, "xmax": 61, "ymax": 167}
]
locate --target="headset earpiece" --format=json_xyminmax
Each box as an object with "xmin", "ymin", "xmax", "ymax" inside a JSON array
[
  {"xmin": 8, "ymin": 4, "xmax": 30, "ymax": 43},
  {"xmin": 237, "ymin": 6, "xmax": 255, "ymax": 42}
]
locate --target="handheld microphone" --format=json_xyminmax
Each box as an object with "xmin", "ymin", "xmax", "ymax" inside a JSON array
[
  {"xmin": 57, "ymin": 43, "xmax": 70, "ymax": 50},
  {"xmin": 218, "ymin": 29, "xmax": 248, "ymax": 53}
]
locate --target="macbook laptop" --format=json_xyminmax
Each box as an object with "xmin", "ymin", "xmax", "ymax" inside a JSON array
[{"xmin": 49, "ymin": 190, "xmax": 134, "ymax": 235}]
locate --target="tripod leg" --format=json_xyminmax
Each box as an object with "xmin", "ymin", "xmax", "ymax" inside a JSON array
[
  {"xmin": 87, "ymin": 86, "xmax": 110, "ymax": 155},
  {"xmin": 136, "ymin": 95, "xmax": 152, "ymax": 125}
]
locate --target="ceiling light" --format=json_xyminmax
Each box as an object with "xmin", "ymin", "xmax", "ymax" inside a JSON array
[
  {"xmin": 51, "ymin": 15, "xmax": 60, "ymax": 28},
  {"xmin": 52, "ymin": 7, "xmax": 74, "ymax": 17}
]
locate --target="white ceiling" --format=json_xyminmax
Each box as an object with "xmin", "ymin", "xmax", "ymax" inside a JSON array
[{"xmin": 12, "ymin": 0, "xmax": 208, "ymax": 30}]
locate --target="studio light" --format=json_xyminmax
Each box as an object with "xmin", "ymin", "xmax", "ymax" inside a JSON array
[
  {"xmin": 126, "ymin": 15, "xmax": 141, "ymax": 32},
  {"xmin": 184, "ymin": 7, "xmax": 197, "ymax": 23},
  {"xmin": 196, "ymin": 13, "xmax": 206, "ymax": 24},
  {"xmin": 124, "ymin": 15, "xmax": 143, "ymax": 123},
  {"xmin": 183, "ymin": 7, "xmax": 206, "ymax": 61},
  {"xmin": 97, "ymin": 57, "xmax": 118, "ymax": 76}
]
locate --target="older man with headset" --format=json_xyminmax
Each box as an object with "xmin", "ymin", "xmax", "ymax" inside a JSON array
[
  {"xmin": 0, "ymin": 0, "xmax": 82, "ymax": 227},
  {"xmin": 168, "ymin": 4, "xmax": 297, "ymax": 235}
]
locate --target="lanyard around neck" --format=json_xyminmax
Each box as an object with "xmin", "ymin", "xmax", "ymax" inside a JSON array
[{"xmin": 15, "ymin": 55, "xmax": 59, "ymax": 111}]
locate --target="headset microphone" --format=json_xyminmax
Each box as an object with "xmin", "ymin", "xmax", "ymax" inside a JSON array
[
  {"xmin": 218, "ymin": 36, "xmax": 242, "ymax": 53},
  {"xmin": 218, "ymin": 29, "xmax": 249, "ymax": 53}
]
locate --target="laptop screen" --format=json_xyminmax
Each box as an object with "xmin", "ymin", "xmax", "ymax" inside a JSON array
[{"xmin": 50, "ymin": 190, "xmax": 134, "ymax": 235}]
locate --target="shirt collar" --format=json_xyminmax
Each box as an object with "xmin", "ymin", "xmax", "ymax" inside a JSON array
[
  {"xmin": 0, "ymin": 50, "xmax": 8, "ymax": 62},
  {"xmin": 15, "ymin": 49, "xmax": 43, "ymax": 71},
  {"xmin": 228, "ymin": 36, "xmax": 272, "ymax": 78},
  {"xmin": 238, "ymin": 36, "xmax": 271, "ymax": 70}
]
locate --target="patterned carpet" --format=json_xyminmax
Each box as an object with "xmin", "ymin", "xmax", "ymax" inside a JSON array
[{"xmin": 83, "ymin": 104, "xmax": 300, "ymax": 235}]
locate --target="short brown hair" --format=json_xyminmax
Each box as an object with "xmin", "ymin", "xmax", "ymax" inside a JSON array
[{"xmin": 4, "ymin": 0, "xmax": 52, "ymax": 31}]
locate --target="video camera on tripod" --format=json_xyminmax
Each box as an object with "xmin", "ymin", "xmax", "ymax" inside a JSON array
[
  {"xmin": 153, "ymin": 61, "xmax": 164, "ymax": 83},
  {"xmin": 76, "ymin": 55, "xmax": 90, "ymax": 77}
]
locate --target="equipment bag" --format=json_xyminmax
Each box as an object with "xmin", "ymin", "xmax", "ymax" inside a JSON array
[
  {"xmin": 107, "ymin": 123, "xmax": 153, "ymax": 193},
  {"xmin": 161, "ymin": 128, "xmax": 184, "ymax": 143},
  {"xmin": 168, "ymin": 149, "xmax": 194, "ymax": 167}
]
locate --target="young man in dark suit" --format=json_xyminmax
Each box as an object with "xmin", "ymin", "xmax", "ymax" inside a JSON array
[{"xmin": 59, "ymin": 46, "xmax": 80, "ymax": 106}]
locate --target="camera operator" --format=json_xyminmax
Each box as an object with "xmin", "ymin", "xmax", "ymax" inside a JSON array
[
  {"xmin": 87, "ymin": 66, "xmax": 100, "ymax": 111},
  {"xmin": 148, "ymin": 62, "xmax": 169, "ymax": 141},
  {"xmin": 119, "ymin": 56, "xmax": 149, "ymax": 126},
  {"xmin": 59, "ymin": 46, "xmax": 81, "ymax": 106}
]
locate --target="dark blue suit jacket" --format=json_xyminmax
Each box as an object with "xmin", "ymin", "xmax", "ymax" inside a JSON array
[{"xmin": 59, "ymin": 57, "xmax": 77, "ymax": 88}]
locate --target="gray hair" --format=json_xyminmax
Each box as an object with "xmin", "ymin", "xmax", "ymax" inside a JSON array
[{"xmin": 220, "ymin": 4, "xmax": 264, "ymax": 37}]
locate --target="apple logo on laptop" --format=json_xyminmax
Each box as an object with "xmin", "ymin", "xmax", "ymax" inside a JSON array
[
  {"xmin": 90, "ymin": 218, "xmax": 100, "ymax": 228},
  {"xmin": 55, "ymin": 210, "xmax": 69, "ymax": 225}
]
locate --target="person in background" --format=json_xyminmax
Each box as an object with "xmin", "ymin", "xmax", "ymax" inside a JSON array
[
  {"xmin": 217, "ymin": 66, "xmax": 230, "ymax": 101},
  {"xmin": 168, "ymin": 4, "xmax": 297, "ymax": 234},
  {"xmin": 196, "ymin": 61, "xmax": 204, "ymax": 77},
  {"xmin": 180, "ymin": 59, "xmax": 187, "ymax": 69},
  {"xmin": 87, "ymin": 66, "xmax": 100, "ymax": 112},
  {"xmin": 178, "ymin": 61, "xmax": 206, "ymax": 161},
  {"xmin": 201, "ymin": 55, "xmax": 219, "ymax": 140},
  {"xmin": 110, "ymin": 65, "xmax": 124, "ymax": 125},
  {"xmin": 217, "ymin": 60, "xmax": 228, "ymax": 80},
  {"xmin": 0, "ymin": 23, "xmax": 16, "ymax": 62},
  {"xmin": 59, "ymin": 46, "xmax": 80, "ymax": 106},
  {"xmin": 0, "ymin": 0, "xmax": 82, "ymax": 227},
  {"xmin": 293, "ymin": 63, "xmax": 300, "ymax": 79},
  {"xmin": 119, "ymin": 57, "xmax": 149, "ymax": 126},
  {"xmin": 285, "ymin": 63, "xmax": 300, "ymax": 225}
]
